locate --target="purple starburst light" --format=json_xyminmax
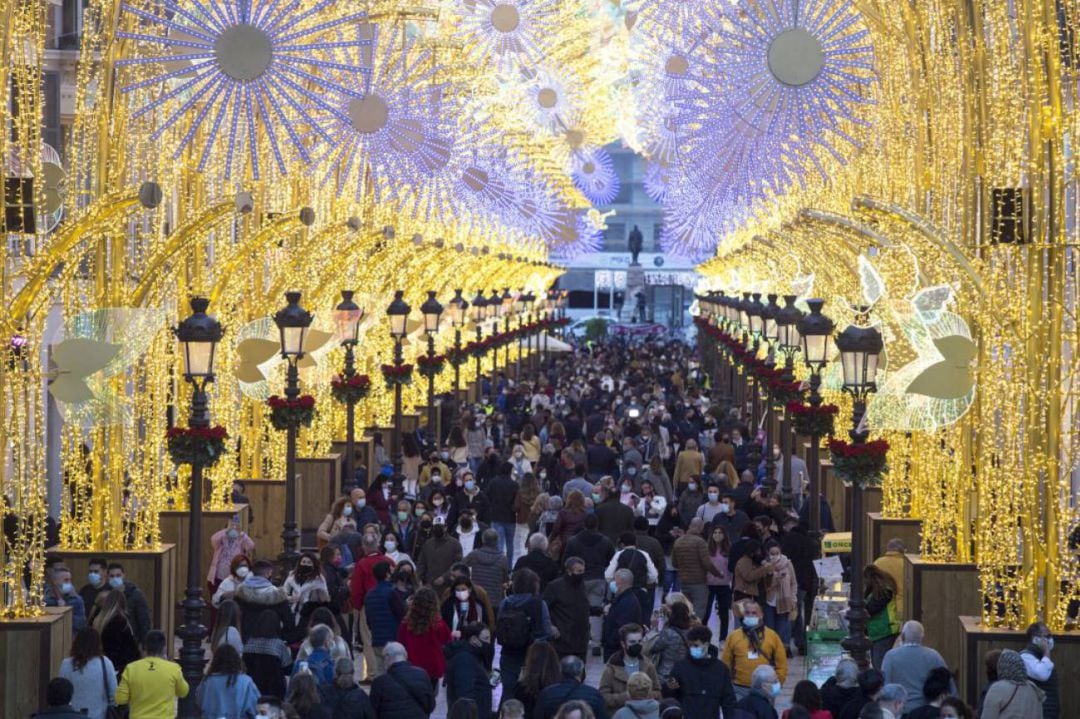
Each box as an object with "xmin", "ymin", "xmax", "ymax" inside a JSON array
[
  {"xmin": 118, "ymin": 0, "xmax": 371, "ymax": 179},
  {"xmin": 643, "ymin": 161, "xmax": 673, "ymax": 203},
  {"xmin": 310, "ymin": 25, "xmax": 454, "ymax": 207},
  {"xmin": 571, "ymin": 147, "xmax": 621, "ymax": 206},
  {"xmin": 549, "ymin": 212, "xmax": 605, "ymax": 260},
  {"xmin": 676, "ymin": 0, "xmax": 875, "ymax": 187},
  {"xmin": 523, "ymin": 67, "xmax": 582, "ymax": 136},
  {"xmin": 455, "ymin": 0, "xmax": 558, "ymax": 73}
]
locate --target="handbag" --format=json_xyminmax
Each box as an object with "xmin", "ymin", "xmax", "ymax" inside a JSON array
[{"xmin": 100, "ymin": 656, "xmax": 124, "ymax": 719}]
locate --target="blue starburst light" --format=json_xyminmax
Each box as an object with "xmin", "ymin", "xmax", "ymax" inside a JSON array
[{"xmin": 570, "ymin": 147, "xmax": 621, "ymax": 206}]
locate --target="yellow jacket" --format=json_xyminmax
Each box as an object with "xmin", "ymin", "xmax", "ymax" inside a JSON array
[
  {"xmin": 721, "ymin": 626, "xmax": 788, "ymax": 687},
  {"xmin": 116, "ymin": 656, "xmax": 189, "ymax": 719},
  {"xmin": 873, "ymin": 551, "xmax": 906, "ymax": 619}
]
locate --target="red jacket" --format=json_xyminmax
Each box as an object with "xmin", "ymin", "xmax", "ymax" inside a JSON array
[
  {"xmin": 397, "ymin": 618, "xmax": 452, "ymax": 680},
  {"xmin": 350, "ymin": 552, "xmax": 395, "ymax": 610}
]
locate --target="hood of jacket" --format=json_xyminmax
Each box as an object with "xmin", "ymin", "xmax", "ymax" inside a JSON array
[
  {"xmin": 471, "ymin": 546, "xmax": 505, "ymax": 566},
  {"xmin": 622, "ymin": 699, "xmax": 659, "ymax": 718},
  {"xmin": 443, "ymin": 639, "xmax": 480, "ymax": 661},
  {"xmin": 235, "ymin": 575, "xmax": 288, "ymax": 605}
]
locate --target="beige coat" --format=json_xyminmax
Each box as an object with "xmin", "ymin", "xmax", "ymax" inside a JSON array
[
  {"xmin": 599, "ymin": 652, "xmax": 661, "ymax": 711},
  {"xmin": 764, "ymin": 555, "xmax": 798, "ymax": 616},
  {"xmin": 671, "ymin": 534, "xmax": 722, "ymax": 585},
  {"xmin": 672, "ymin": 450, "xmax": 704, "ymax": 489}
]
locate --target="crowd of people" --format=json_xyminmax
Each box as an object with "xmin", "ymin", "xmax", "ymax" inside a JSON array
[{"xmin": 36, "ymin": 333, "xmax": 1062, "ymax": 719}]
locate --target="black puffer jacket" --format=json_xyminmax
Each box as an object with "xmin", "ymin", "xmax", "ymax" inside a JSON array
[
  {"xmin": 542, "ymin": 575, "xmax": 590, "ymax": 657},
  {"xmin": 565, "ymin": 529, "xmax": 615, "ymax": 580},
  {"xmin": 444, "ymin": 640, "xmax": 493, "ymax": 719},
  {"xmin": 370, "ymin": 661, "xmax": 436, "ymax": 719},
  {"xmin": 319, "ymin": 683, "xmax": 376, "ymax": 719}
]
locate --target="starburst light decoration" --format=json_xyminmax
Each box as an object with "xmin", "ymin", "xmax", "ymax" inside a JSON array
[
  {"xmin": 570, "ymin": 147, "xmax": 620, "ymax": 205},
  {"xmin": 455, "ymin": 0, "xmax": 559, "ymax": 74},
  {"xmin": 117, "ymin": 0, "xmax": 371, "ymax": 178}
]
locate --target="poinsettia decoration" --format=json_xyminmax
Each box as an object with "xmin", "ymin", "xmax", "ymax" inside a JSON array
[
  {"xmin": 786, "ymin": 402, "xmax": 839, "ymax": 437},
  {"xmin": 417, "ymin": 354, "xmax": 446, "ymax": 379},
  {"xmin": 330, "ymin": 374, "xmax": 371, "ymax": 405},
  {"xmin": 768, "ymin": 378, "xmax": 804, "ymax": 405},
  {"xmin": 267, "ymin": 395, "xmax": 316, "ymax": 431},
  {"xmin": 381, "ymin": 363, "xmax": 414, "ymax": 388},
  {"xmin": 167, "ymin": 425, "xmax": 229, "ymax": 467},
  {"xmin": 828, "ymin": 438, "xmax": 889, "ymax": 488},
  {"xmin": 447, "ymin": 346, "xmax": 470, "ymax": 367}
]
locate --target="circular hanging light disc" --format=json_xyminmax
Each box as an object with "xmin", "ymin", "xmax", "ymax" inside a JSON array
[
  {"xmin": 767, "ymin": 28, "xmax": 825, "ymax": 87},
  {"xmin": 537, "ymin": 88, "xmax": 558, "ymax": 108},
  {"xmin": 215, "ymin": 24, "xmax": 273, "ymax": 81},
  {"xmin": 491, "ymin": 4, "xmax": 521, "ymax": 32},
  {"xmin": 348, "ymin": 95, "xmax": 390, "ymax": 133},
  {"xmin": 665, "ymin": 55, "xmax": 689, "ymax": 76}
]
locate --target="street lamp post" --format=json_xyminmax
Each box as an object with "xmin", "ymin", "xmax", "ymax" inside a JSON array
[
  {"xmin": 420, "ymin": 291, "xmax": 444, "ymax": 449},
  {"xmin": 488, "ymin": 289, "xmax": 502, "ymax": 385},
  {"xmin": 796, "ymin": 299, "xmax": 835, "ymax": 538},
  {"xmin": 501, "ymin": 288, "xmax": 513, "ymax": 374},
  {"xmin": 448, "ymin": 289, "xmax": 469, "ymax": 413},
  {"xmin": 274, "ymin": 291, "xmax": 313, "ymax": 566},
  {"xmin": 836, "ymin": 312, "xmax": 884, "ymax": 671},
  {"xmin": 760, "ymin": 293, "xmax": 780, "ymax": 494},
  {"xmin": 386, "ymin": 290, "xmax": 412, "ymax": 466},
  {"xmin": 775, "ymin": 295, "xmax": 803, "ymax": 510},
  {"xmin": 746, "ymin": 292, "xmax": 766, "ymax": 434},
  {"xmin": 333, "ymin": 291, "xmax": 364, "ymax": 489},
  {"xmin": 173, "ymin": 297, "xmax": 223, "ymax": 717},
  {"xmin": 522, "ymin": 291, "xmax": 536, "ymax": 373},
  {"xmin": 513, "ymin": 289, "xmax": 526, "ymax": 378},
  {"xmin": 471, "ymin": 291, "xmax": 487, "ymax": 400}
]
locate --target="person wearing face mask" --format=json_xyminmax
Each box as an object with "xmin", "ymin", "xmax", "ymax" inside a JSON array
[
  {"xmin": 541, "ymin": 557, "xmax": 591, "ymax": 659},
  {"xmin": 363, "ymin": 562, "xmax": 406, "ymax": 679},
  {"xmin": 103, "ymin": 563, "xmax": 151, "ymax": 646},
  {"xmin": 711, "ymin": 491, "xmax": 750, "ymax": 545},
  {"xmin": 420, "ymin": 451, "xmax": 452, "ymax": 489},
  {"xmin": 416, "ymin": 517, "xmax": 464, "ymax": 586},
  {"xmin": 383, "ymin": 530, "xmax": 412, "ymax": 566},
  {"xmin": 78, "ymin": 558, "xmax": 110, "ymax": 615},
  {"xmin": 208, "ymin": 518, "xmax": 255, "ymax": 615},
  {"xmin": 390, "ymin": 499, "xmax": 416, "ymax": 549},
  {"xmin": 694, "ymin": 484, "xmax": 727, "ymax": 524},
  {"xmin": 212, "ymin": 554, "xmax": 253, "ymax": 608},
  {"xmin": 721, "ymin": 600, "xmax": 787, "ymax": 699},
  {"xmin": 283, "ymin": 551, "xmax": 330, "ymax": 624},
  {"xmin": 762, "ymin": 539, "xmax": 798, "ymax": 651},
  {"xmin": 1020, "ymin": 621, "xmax": 1059, "ymax": 719},
  {"xmin": 662, "ymin": 625, "xmax": 737, "ymax": 719},
  {"xmin": 454, "ymin": 470, "xmax": 492, "ymax": 526},
  {"xmin": 45, "ymin": 564, "xmax": 87, "ymax": 634},
  {"xmin": 602, "ymin": 569, "xmax": 645, "ymax": 661},
  {"xmin": 599, "ymin": 623, "xmax": 661, "ymax": 713},
  {"xmin": 444, "ymin": 622, "xmax": 495, "ymax": 719},
  {"xmin": 621, "ymin": 436, "xmax": 644, "ymax": 482},
  {"xmin": 735, "ymin": 664, "xmax": 783, "ymax": 719},
  {"xmin": 674, "ymin": 477, "xmax": 704, "ymax": 526},
  {"xmin": 441, "ymin": 577, "xmax": 487, "ymax": 635},
  {"xmin": 317, "ymin": 496, "xmax": 357, "ymax": 549},
  {"xmin": 640, "ymin": 455, "xmax": 673, "ymax": 503},
  {"xmin": 348, "ymin": 487, "xmax": 380, "ymax": 529}
]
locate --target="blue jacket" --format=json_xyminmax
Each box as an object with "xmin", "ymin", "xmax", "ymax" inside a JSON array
[
  {"xmin": 292, "ymin": 647, "xmax": 335, "ymax": 685},
  {"xmin": 444, "ymin": 640, "xmax": 493, "ymax": 719},
  {"xmin": 602, "ymin": 589, "xmax": 643, "ymax": 659},
  {"xmin": 195, "ymin": 672, "xmax": 259, "ymax": 719},
  {"xmin": 44, "ymin": 586, "xmax": 86, "ymax": 633},
  {"xmin": 364, "ymin": 580, "xmax": 401, "ymax": 647}
]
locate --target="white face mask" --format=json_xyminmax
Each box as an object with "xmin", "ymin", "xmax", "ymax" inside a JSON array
[
  {"xmin": 455, "ymin": 590, "xmax": 470, "ymax": 601},
  {"xmin": 385, "ymin": 541, "xmax": 397, "ymax": 552},
  {"xmin": 236, "ymin": 566, "xmax": 250, "ymax": 578},
  {"xmin": 718, "ymin": 502, "xmax": 730, "ymax": 513},
  {"xmin": 688, "ymin": 482, "xmax": 698, "ymax": 492},
  {"xmin": 708, "ymin": 492, "xmax": 719, "ymax": 502}
]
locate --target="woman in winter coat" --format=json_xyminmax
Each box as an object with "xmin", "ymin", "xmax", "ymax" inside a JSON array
[
  {"xmin": 441, "ymin": 576, "xmax": 490, "ymax": 635},
  {"xmin": 319, "ymin": 656, "xmax": 375, "ymax": 719},
  {"xmin": 242, "ymin": 609, "xmax": 293, "ymax": 699},
  {"xmin": 981, "ymin": 649, "xmax": 1045, "ymax": 719},
  {"xmin": 647, "ymin": 601, "xmax": 693, "ymax": 681},
  {"xmin": 207, "ymin": 519, "xmax": 255, "ymax": 600},
  {"xmin": 611, "ymin": 672, "xmax": 660, "ymax": 719},
  {"xmin": 317, "ymin": 497, "xmax": 357, "ymax": 547},
  {"xmin": 763, "ymin": 539, "xmax": 798, "ymax": 648},
  {"xmin": 864, "ymin": 564, "xmax": 900, "ymax": 669},
  {"xmin": 284, "ymin": 551, "xmax": 331, "ymax": 624},
  {"xmin": 551, "ymin": 489, "xmax": 588, "ymax": 555},
  {"xmin": 92, "ymin": 589, "xmax": 141, "ymax": 678},
  {"xmin": 211, "ymin": 554, "xmax": 252, "ymax": 608},
  {"xmin": 194, "ymin": 644, "xmax": 259, "ymax": 719},
  {"xmin": 396, "ymin": 586, "xmax": 452, "ymax": 683},
  {"xmin": 59, "ymin": 626, "xmax": 116, "ymax": 719}
]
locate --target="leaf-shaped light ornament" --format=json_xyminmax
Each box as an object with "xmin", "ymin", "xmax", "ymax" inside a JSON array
[
  {"xmin": 49, "ymin": 338, "xmax": 122, "ymax": 404},
  {"xmin": 235, "ymin": 338, "xmax": 280, "ymax": 383},
  {"xmin": 910, "ymin": 284, "xmax": 954, "ymax": 325},
  {"xmin": 790, "ymin": 273, "xmax": 815, "ymax": 307},
  {"xmin": 905, "ymin": 335, "xmax": 977, "ymax": 400},
  {"xmin": 858, "ymin": 254, "xmax": 885, "ymax": 310}
]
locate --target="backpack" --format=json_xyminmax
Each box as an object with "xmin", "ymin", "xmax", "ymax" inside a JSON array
[
  {"xmin": 495, "ymin": 598, "xmax": 534, "ymax": 649},
  {"xmin": 617, "ymin": 549, "xmax": 648, "ymax": 588}
]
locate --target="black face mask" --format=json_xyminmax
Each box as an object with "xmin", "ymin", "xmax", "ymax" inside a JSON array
[
  {"xmin": 460, "ymin": 519, "xmax": 474, "ymax": 531},
  {"xmin": 420, "ymin": 520, "xmax": 433, "ymax": 531},
  {"xmin": 568, "ymin": 573, "xmax": 584, "ymax": 585},
  {"xmin": 626, "ymin": 644, "xmax": 643, "ymax": 659}
]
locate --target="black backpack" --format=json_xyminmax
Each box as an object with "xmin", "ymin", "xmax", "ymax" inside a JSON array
[
  {"xmin": 495, "ymin": 598, "xmax": 534, "ymax": 649},
  {"xmin": 617, "ymin": 549, "xmax": 648, "ymax": 588}
]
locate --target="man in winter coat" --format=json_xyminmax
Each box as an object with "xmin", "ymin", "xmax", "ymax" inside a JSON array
[
  {"xmin": 105, "ymin": 563, "xmax": 152, "ymax": 645},
  {"xmin": 735, "ymin": 665, "xmax": 781, "ymax": 719},
  {"xmin": 663, "ymin": 626, "xmax": 737, "ymax": 719},
  {"xmin": 443, "ymin": 623, "xmax": 494, "ymax": 719},
  {"xmin": 365, "ymin": 561, "xmax": 406, "ymax": 678},
  {"xmin": 542, "ymin": 557, "xmax": 591, "ymax": 658},
  {"xmin": 370, "ymin": 642, "xmax": 436, "ymax": 719},
  {"xmin": 514, "ymin": 533, "xmax": 561, "ymax": 587},
  {"xmin": 351, "ymin": 533, "xmax": 396, "ymax": 682},
  {"xmin": 595, "ymin": 482, "xmax": 635, "ymax": 544},
  {"xmin": 416, "ymin": 518, "xmax": 463, "ymax": 587},
  {"xmin": 534, "ymin": 655, "xmax": 609, "ymax": 719},
  {"xmin": 235, "ymin": 560, "xmax": 297, "ymax": 642},
  {"xmin": 604, "ymin": 532, "xmax": 658, "ymax": 620},
  {"xmin": 485, "ymin": 462, "xmax": 520, "ymax": 565},
  {"xmin": 599, "ymin": 623, "xmax": 661, "ymax": 712},
  {"xmin": 671, "ymin": 517, "xmax": 725, "ymax": 620},
  {"xmin": 497, "ymin": 569, "xmax": 552, "ymax": 707},
  {"xmin": 465, "ymin": 529, "xmax": 510, "ymax": 605},
  {"xmin": 602, "ymin": 569, "xmax": 644, "ymax": 660}
]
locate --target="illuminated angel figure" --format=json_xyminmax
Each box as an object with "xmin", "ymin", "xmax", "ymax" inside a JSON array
[
  {"xmin": 117, "ymin": 0, "xmax": 370, "ymax": 179},
  {"xmin": 571, "ymin": 147, "xmax": 621, "ymax": 205},
  {"xmin": 674, "ymin": 0, "xmax": 874, "ymax": 195},
  {"xmin": 455, "ymin": 0, "xmax": 558, "ymax": 73},
  {"xmin": 310, "ymin": 25, "xmax": 454, "ymax": 206}
]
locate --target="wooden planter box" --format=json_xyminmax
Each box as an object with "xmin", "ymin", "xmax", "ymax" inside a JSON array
[
  {"xmin": 332, "ymin": 436, "xmax": 375, "ymax": 488},
  {"xmin": 159, "ymin": 504, "xmax": 248, "ymax": 604},
  {"xmin": 865, "ymin": 513, "xmax": 922, "ymax": 560},
  {"xmin": 234, "ymin": 478, "xmax": 295, "ymax": 558},
  {"xmin": 958, "ymin": 616, "xmax": 1080, "ymax": 715},
  {"xmin": 46, "ymin": 544, "xmax": 176, "ymax": 642},
  {"xmin": 904, "ymin": 555, "xmax": 980, "ymax": 674},
  {"xmin": 0, "ymin": 607, "xmax": 72, "ymax": 719},
  {"xmin": 297, "ymin": 454, "xmax": 342, "ymax": 532}
]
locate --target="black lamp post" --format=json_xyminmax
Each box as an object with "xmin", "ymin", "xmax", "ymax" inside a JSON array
[
  {"xmin": 420, "ymin": 291, "xmax": 444, "ymax": 449},
  {"xmin": 488, "ymin": 288, "xmax": 502, "ymax": 384},
  {"xmin": 448, "ymin": 289, "xmax": 469, "ymax": 412},
  {"xmin": 386, "ymin": 290, "xmax": 412, "ymax": 467},
  {"xmin": 835, "ymin": 311, "xmax": 884, "ymax": 671},
  {"xmin": 274, "ymin": 291, "xmax": 313, "ymax": 565},
  {"xmin": 522, "ymin": 290, "xmax": 536, "ymax": 373},
  {"xmin": 736, "ymin": 292, "xmax": 752, "ymax": 419},
  {"xmin": 513, "ymin": 289, "xmax": 526, "ymax": 378},
  {"xmin": 471, "ymin": 291, "xmax": 487, "ymax": 399},
  {"xmin": 333, "ymin": 291, "xmax": 364, "ymax": 489},
  {"xmin": 775, "ymin": 295, "xmax": 803, "ymax": 510},
  {"xmin": 761, "ymin": 293, "xmax": 781, "ymax": 494},
  {"xmin": 796, "ymin": 299, "xmax": 835, "ymax": 538},
  {"xmin": 746, "ymin": 292, "xmax": 766, "ymax": 430},
  {"xmin": 501, "ymin": 288, "xmax": 514, "ymax": 373},
  {"xmin": 173, "ymin": 296, "xmax": 223, "ymax": 717}
]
